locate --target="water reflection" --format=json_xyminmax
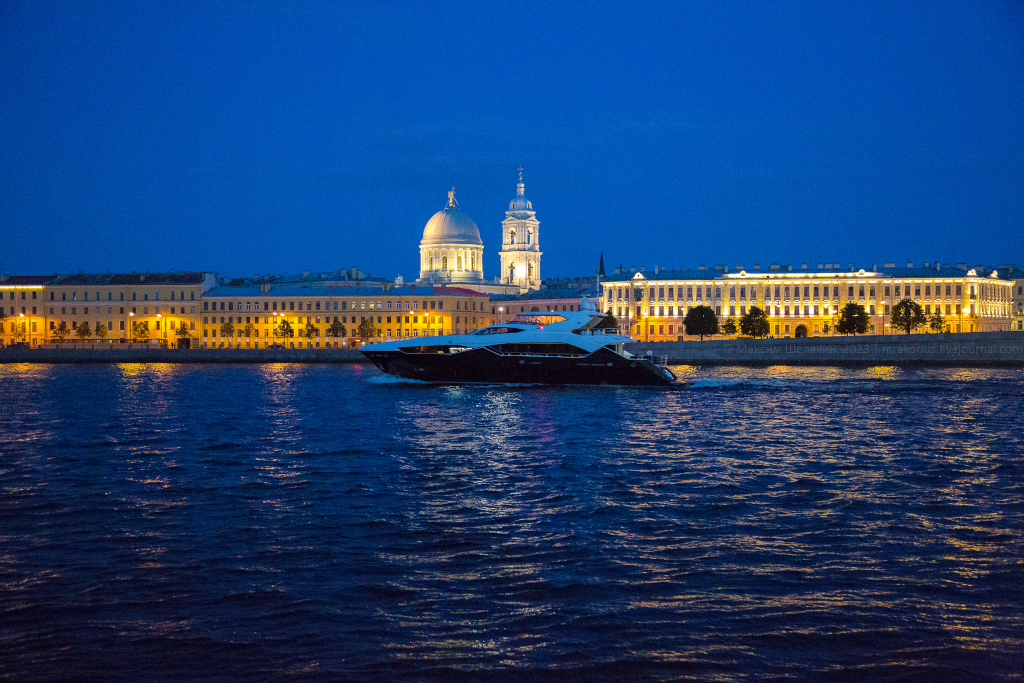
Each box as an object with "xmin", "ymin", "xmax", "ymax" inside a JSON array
[{"xmin": 1, "ymin": 364, "xmax": 1021, "ymax": 680}]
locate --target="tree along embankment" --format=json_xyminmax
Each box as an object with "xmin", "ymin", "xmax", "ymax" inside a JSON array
[
  {"xmin": 627, "ymin": 331, "xmax": 1024, "ymax": 367},
  {"xmin": 0, "ymin": 347, "xmax": 366, "ymax": 364}
]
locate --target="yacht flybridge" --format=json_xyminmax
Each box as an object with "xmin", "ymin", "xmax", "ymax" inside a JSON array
[{"xmin": 361, "ymin": 306, "xmax": 677, "ymax": 386}]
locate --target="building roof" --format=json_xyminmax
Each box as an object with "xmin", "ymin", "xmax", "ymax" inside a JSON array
[
  {"xmin": 219, "ymin": 268, "xmax": 388, "ymax": 288},
  {"xmin": 204, "ymin": 284, "xmax": 490, "ymax": 298},
  {"xmin": 600, "ymin": 264, "xmax": 1012, "ymax": 283},
  {"xmin": 47, "ymin": 271, "xmax": 207, "ymax": 286},
  {"xmin": 490, "ymin": 286, "xmax": 598, "ymax": 302},
  {"xmin": 421, "ymin": 204, "xmax": 483, "ymax": 247},
  {"xmin": 0, "ymin": 275, "xmax": 53, "ymax": 285}
]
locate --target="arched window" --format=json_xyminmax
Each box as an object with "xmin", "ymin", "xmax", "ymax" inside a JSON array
[
  {"xmin": 429, "ymin": 256, "xmax": 433, "ymax": 270},
  {"xmin": 510, "ymin": 229, "xmax": 516, "ymax": 245},
  {"xmin": 527, "ymin": 229, "xmax": 532, "ymax": 245},
  {"xmin": 528, "ymin": 262, "xmax": 534, "ymax": 282},
  {"xmin": 442, "ymin": 256, "xmax": 448, "ymax": 270},
  {"xmin": 457, "ymin": 256, "xmax": 463, "ymax": 270},
  {"xmin": 508, "ymin": 263, "xmax": 515, "ymax": 283}
]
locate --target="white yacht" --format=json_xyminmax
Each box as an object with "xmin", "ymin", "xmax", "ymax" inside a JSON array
[{"xmin": 361, "ymin": 304, "xmax": 677, "ymax": 386}]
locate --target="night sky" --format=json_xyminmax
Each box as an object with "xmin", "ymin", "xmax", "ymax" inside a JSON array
[{"xmin": 2, "ymin": 1, "xmax": 1022, "ymax": 280}]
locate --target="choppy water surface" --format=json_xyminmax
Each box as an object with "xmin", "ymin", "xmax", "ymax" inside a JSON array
[{"xmin": 1, "ymin": 363, "xmax": 1022, "ymax": 682}]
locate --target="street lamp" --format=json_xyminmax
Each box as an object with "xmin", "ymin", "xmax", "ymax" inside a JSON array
[
  {"xmin": 128, "ymin": 311, "xmax": 135, "ymax": 344},
  {"xmin": 156, "ymin": 313, "xmax": 164, "ymax": 346},
  {"xmin": 498, "ymin": 306, "xmax": 504, "ymax": 324}
]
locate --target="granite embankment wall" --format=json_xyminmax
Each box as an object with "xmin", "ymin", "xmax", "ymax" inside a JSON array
[
  {"xmin": 0, "ymin": 347, "xmax": 366, "ymax": 364},
  {"xmin": 2, "ymin": 332, "xmax": 1022, "ymax": 366},
  {"xmin": 626, "ymin": 331, "xmax": 1024, "ymax": 367}
]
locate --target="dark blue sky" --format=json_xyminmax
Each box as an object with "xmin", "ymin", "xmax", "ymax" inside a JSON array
[{"xmin": 2, "ymin": 1, "xmax": 1022, "ymax": 279}]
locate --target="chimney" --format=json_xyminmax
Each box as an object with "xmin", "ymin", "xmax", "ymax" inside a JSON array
[
  {"xmin": 848, "ymin": 263, "xmax": 854, "ymax": 271},
  {"xmin": 654, "ymin": 265, "xmax": 659, "ymax": 274},
  {"xmin": 698, "ymin": 265, "xmax": 706, "ymax": 271},
  {"xmin": 936, "ymin": 262, "xmax": 941, "ymax": 272},
  {"xmin": 871, "ymin": 263, "xmax": 877, "ymax": 271},
  {"xmin": 754, "ymin": 264, "xmax": 760, "ymax": 271},
  {"xmin": 817, "ymin": 263, "xmax": 824, "ymax": 269},
  {"xmin": 906, "ymin": 261, "xmax": 913, "ymax": 268}
]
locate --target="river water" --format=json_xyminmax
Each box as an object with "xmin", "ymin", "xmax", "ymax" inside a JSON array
[{"xmin": 1, "ymin": 363, "xmax": 1022, "ymax": 681}]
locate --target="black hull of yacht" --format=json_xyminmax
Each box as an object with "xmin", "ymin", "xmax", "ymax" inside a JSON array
[{"xmin": 361, "ymin": 346, "xmax": 676, "ymax": 386}]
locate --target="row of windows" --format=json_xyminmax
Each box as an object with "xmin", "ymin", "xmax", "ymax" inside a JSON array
[
  {"xmin": 611, "ymin": 283, "xmax": 976, "ymax": 302},
  {"xmin": 46, "ymin": 306, "xmax": 195, "ymax": 316},
  {"xmin": 43, "ymin": 320, "xmax": 197, "ymax": 332},
  {"xmin": 202, "ymin": 315, "xmax": 450, "ymax": 326},
  {"xmin": 615, "ymin": 302, "xmax": 974, "ymax": 319},
  {"xmin": 48, "ymin": 290, "xmax": 196, "ymax": 302},
  {"xmin": 202, "ymin": 299, "xmax": 465, "ymax": 312}
]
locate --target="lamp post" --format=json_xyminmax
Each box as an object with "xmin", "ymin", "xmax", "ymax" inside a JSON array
[
  {"xmin": 156, "ymin": 313, "xmax": 164, "ymax": 347},
  {"xmin": 128, "ymin": 311, "xmax": 135, "ymax": 344},
  {"xmin": 272, "ymin": 312, "xmax": 279, "ymax": 347},
  {"xmin": 498, "ymin": 306, "xmax": 504, "ymax": 324}
]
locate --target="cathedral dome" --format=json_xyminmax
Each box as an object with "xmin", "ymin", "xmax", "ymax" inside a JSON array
[{"xmin": 420, "ymin": 193, "xmax": 483, "ymax": 247}]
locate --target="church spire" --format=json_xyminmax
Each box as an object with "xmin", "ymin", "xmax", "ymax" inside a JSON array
[
  {"xmin": 517, "ymin": 167, "xmax": 524, "ymax": 197},
  {"xmin": 598, "ymin": 251, "xmax": 606, "ymax": 277}
]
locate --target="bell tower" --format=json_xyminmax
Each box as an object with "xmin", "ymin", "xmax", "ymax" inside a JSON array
[{"xmin": 499, "ymin": 169, "xmax": 542, "ymax": 292}]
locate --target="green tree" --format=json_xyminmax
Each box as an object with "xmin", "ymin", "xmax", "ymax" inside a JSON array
[
  {"xmin": 54, "ymin": 320, "xmax": 70, "ymax": 342},
  {"xmin": 274, "ymin": 318, "xmax": 293, "ymax": 341},
  {"xmin": 723, "ymin": 318, "xmax": 737, "ymax": 335},
  {"xmin": 822, "ymin": 320, "xmax": 832, "ymax": 336},
  {"xmin": 682, "ymin": 305, "xmax": 718, "ymax": 341},
  {"xmin": 837, "ymin": 302, "xmax": 869, "ymax": 335},
  {"xmin": 13, "ymin": 322, "xmax": 27, "ymax": 342},
  {"xmin": 739, "ymin": 306, "xmax": 770, "ymax": 338},
  {"xmin": 929, "ymin": 311, "xmax": 945, "ymax": 333},
  {"xmin": 95, "ymin": 323, "xmax": 108, "ymax": 341},
  {"xmin": 176, "ymin": 323, "xmax": 191, "ymax": 340},
  {"xmin": 891, "ymin": 298, "xmax": 927, "ymax": 335},
  {"xmin": 357, "ymin": 317, "xmax": 378, "ymax": 339},
  {"xmin": 132, "ymin": 320, "xmax": 150, "ymax": 342},
  {"xmin": 220, "ymin": 320, "xmax": 235, "ymax": 340},
  {"xmin": 242, "ymin": 322, "xmax": 257, "ymax": 339},
  {"xmin": 302, "ymin": 320, "xmax": 318, "ymax": 340},
  {"xmin": 327, "ymin": 318, "xmax": 347, "ymax": 341},
  {"xmin": 76, "ymin": 321, "xmax": 92, "ymax": 340},
  {"xmin": 594, "ymin": 311, "xmax": 618, "ymax": 329}
]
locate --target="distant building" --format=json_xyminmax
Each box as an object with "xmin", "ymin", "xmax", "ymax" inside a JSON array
[
  {"xmin": 0, "ymin": 271, "xmax": 213, "ymax": 348},
  {"xmin": 489, "ymin": 283, "xmax": 600, "ymax": 320},
  {"xmin": 498, "ymin": 170, "xmax": 542, "ymax": 292},
  {"xmin": 600, "ymin": 262, "xmax": 1015, "ymax": 340},
  {"xmin": 414, "ymin": 188, "xmax": 520, "ymax": 296},
  {"xmin": 199, "ymin": 285, "xmax": 495, "ymax": 348}
]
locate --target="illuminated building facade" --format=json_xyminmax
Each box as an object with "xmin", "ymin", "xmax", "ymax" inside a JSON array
[
  {"xmin": 499, "ymin": 171, "xmax": 542, "ymax": 293},
  {"xmin": 1013, "ymin": 278, "xmax": 1024, "ymax": 331},
  {"xmin": 199, "ymin": 285, "xmax": 494, "ymax": 348},
  {"xmin": 601, "ymin": 263, "xmax": 1015, "ymax": 340},
  {"xmin": 0, "ymin": 272, "xmax": 212, "ymax": 347}
]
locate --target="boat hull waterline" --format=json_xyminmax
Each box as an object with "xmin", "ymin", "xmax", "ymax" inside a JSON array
[{"xmin": 363, "ymin": 346, "xmax": 676, "ymax": 386}]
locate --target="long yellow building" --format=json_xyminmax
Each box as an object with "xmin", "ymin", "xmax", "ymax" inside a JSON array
[
  {"xmin": 1, "ymin": 272, "xmax": 210, "ymax": 348},
  {"xmin": 600, "ymin": 263, "xmax": 1014, "ymax": 340},
  {"xmin": 199, "ymin": 285, "xmax": 494, "ymax": 348}
]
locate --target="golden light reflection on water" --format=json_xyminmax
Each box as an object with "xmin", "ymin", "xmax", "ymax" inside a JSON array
[{"xmin": 865, "ymin": 365, "xmax": 899, "ymax": 379}]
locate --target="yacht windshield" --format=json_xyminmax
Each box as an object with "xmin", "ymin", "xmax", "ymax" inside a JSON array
[
  {"xmin": 508, "ymin": 314, "xmax": 567, "ymax": 326},
  {"xmin": 472, "ymin": 326, "xmax": 525, "ymax": 335}
]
